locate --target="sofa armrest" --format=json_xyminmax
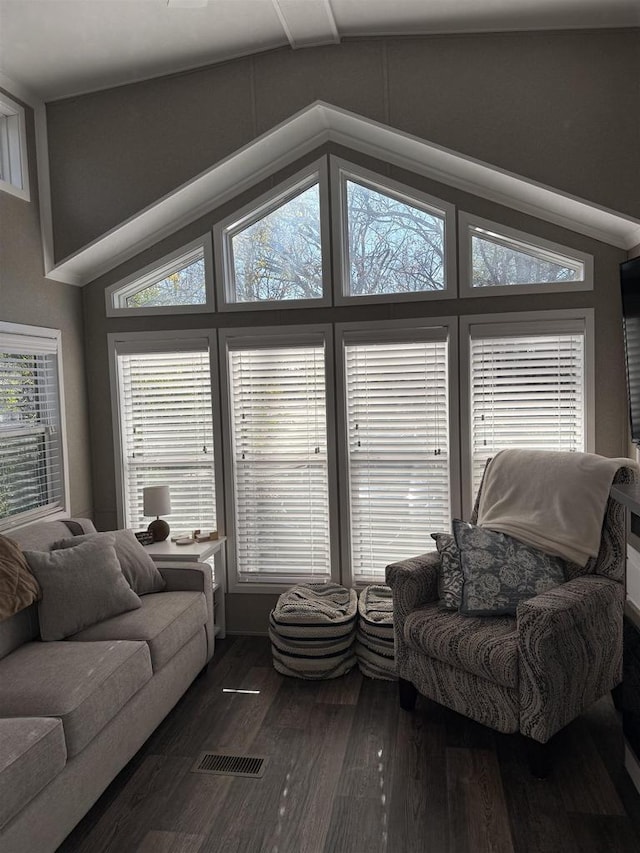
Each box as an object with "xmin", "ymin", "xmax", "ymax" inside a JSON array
[
  {"xmin": 517, "ymin": 575, "xmax": 624, "ymax": 743},
  {"xmin": 385, "ymin": 552, "xmax": 439, "ymax": 643},
  {"xmin": 158, "ymin": 562, "xmax": 215, "ymax": 662}
]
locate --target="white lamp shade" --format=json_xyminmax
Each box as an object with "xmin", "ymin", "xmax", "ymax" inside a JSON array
[{"xmin": 143, "ymin": 485, "xmax": 171, "ymax": 517}]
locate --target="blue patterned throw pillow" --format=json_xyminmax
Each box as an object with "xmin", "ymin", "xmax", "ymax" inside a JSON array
[
  {"xmin": 453, "ymin": 520, "xmax": 566, "ymax": 616},
  {"xmin": 431, "ymin": 532, "xmax": 463, "ymax": 610}
]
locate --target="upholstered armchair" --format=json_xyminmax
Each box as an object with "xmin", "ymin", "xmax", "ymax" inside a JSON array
[{"xmin": 385, "ymin": 461, "xmax": 635, "ymax": 775}]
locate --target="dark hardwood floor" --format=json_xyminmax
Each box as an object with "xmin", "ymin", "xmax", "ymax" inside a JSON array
[{"xmin": 58, "ymin": 637, "xmax": 640, "ymax": 853}]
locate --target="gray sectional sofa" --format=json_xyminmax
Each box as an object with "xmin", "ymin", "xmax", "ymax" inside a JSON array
[{"xmin": 0, "ymin": 518, "xmax": 216, "ymax": 853}]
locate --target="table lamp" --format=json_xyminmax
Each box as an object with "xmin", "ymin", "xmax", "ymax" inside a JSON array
[{"xmin": 143, "ymin": 485, "xmax": 171, "ymax": 542}]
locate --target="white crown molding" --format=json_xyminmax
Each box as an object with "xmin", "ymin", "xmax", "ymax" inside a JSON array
[
  {"xmin": 45, "ymin": 101, "xmax": 640, "ymax": 287},
  {"xmin": 271, "ymin": 0, "xmax": 339, "ymax": 50}
]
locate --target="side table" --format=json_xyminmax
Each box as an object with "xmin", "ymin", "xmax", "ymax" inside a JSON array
[{"xmin": 144, "ymin": 537, "xmax": 226, "ymax": 639}]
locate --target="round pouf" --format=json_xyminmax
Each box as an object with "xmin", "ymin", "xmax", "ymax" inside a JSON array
[
  {"xmin": 355, "ymin": 584, "xmax": 396, "ymax": 680},
  {"xmin": 270, "ymin": 583, "xmax": 358, "ymax": 679}
]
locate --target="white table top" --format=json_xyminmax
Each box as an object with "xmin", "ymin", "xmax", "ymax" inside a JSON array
[{"xmin": 144, "ymin": 536, "xmax": 226, "ymax": 561}]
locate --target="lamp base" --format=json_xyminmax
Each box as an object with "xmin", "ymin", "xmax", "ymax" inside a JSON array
[{"xmin": 148, "ymin": 518, "xmax": 170, "ymax": 542}]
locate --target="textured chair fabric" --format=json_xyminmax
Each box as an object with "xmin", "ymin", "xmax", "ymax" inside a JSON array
[
  {"xmin": 404, "ymin": 603, "xmax": 518, "ymax": 689},
  {"xmin": 386, "ymin": 463, "xmax": 634, "ymax": 744}
]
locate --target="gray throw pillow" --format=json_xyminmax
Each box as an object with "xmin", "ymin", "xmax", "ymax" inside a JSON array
[
  {"xmin": 53, "ymin": 529, "xmax": 165, "ymax": 595},
  {"xmin": 431, "ymin": 532, "xmax": 463, "ymax": 610},
  {"xmin": 24, "ymin": 537, "xmax": 142, "ymax": 641},
  {"xmin": 453, "ymin": 520, "xmax": 566, "ymax": 617}
]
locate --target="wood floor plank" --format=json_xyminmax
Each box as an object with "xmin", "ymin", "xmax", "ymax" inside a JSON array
[
  {"xmin": 553, "ymin": 720, "xmax": 627, "ymax": 816},
  {"xmin": 568, "ymin": 813, "xmax": 640, "ymax": 852},
  {"xmin": 447, "ymin": 748, "xmax": 515, "ymax": 853},
  {"xmin": 496, "ymin": 735, "xmax": 580, "ymax": 853},
  {"xmin": 55, "ymin": 638, "xmax": 640, "ymax": 853},
  {"xmin": 137, "ymin": 830, "xmax": 203, "ymax": 853},
  {"xmin": 387, "ymin": 703, "xmax": 449, "ymax": 852},
  {"xmin": 59, "ymin": 755, "xmax": 192, "ymax": 853}
]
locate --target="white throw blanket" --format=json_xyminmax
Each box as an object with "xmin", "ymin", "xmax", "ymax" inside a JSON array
[{"xmin": 477, "ymin": 449, "xmax": 637, "ymax": 567}]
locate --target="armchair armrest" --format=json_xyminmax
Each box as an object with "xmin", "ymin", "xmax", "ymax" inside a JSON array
[
  {"xmin": 385, "ymin": 552, "xmax": 440, "ymax": 642},
  {"xmin": 158, "ymin": 562, "xmax": 215, "ymax": 662},
  {"xmin": 517, "ymin": 575, "xmax": 624, "ymax": 743}
]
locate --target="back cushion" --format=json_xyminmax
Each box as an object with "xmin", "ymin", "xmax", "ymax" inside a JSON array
[{"xmin": 0, "ymin": 519, "xmax": 96, "ymax": 659}]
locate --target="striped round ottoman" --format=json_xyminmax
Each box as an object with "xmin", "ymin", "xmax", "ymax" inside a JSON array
[
  {"xmin": 355, "ymin": 584, "xmax": 396, "ymax": 680},
  {"xmin": 270, "ymin": 583, "xmax": 358, "ymax": 679}
]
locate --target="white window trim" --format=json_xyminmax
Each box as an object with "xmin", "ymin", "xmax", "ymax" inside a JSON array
[
  {"xmin": 0, "ymin": 321, "xmax": 69, "ymax": 531},
  {"xmin": 0, "ymin": 93, "xmax": 29, "ymax": 201},
  {"xmin": 105, "ymin": 234, "xmax": 214, "ymax": 317},
  {"xmin": 458, "ymin": 211, "xmax": 593, "ymax": 298},
  {"xmin": 459, "ymin": 308, "xmax": 595, "ymax": 519},
  {"xmin": 214, "ymin": 159, "xmax": 332, "ymax": 312},
  {"xmin": 330, "ymin": 156, "xmax": 457, "ymax": 306},
  {"xmin": 335, "ymin": 317, "xmax": 461, "ymax": 588},
  {"xmin": 219, "ymin": 323, "xmax": 339, "ymax": 593},
  {"xmin": 107, "ymin": 329, "xmax": 225, "ymax": 536}
]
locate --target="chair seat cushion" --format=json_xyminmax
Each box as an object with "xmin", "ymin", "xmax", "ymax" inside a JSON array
[
  {"xmin": 0, "ymin": 640, "xmax": 151, "ymax": 757},
  {"xmin": 404, "ymin": 602, "xmax": 518, "ymax": 689},
  {"xmin": 0, "ymin": 716, "xmax": 67, "ymax": 830},
  {"xmin": 70, "ymin": 592, "xmax": 207, "ymax": 672}
]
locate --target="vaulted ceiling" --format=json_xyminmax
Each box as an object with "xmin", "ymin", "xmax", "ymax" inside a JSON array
[{"xmin": 0, "ymin": 0, "xmax": 638, "ymax": 101}]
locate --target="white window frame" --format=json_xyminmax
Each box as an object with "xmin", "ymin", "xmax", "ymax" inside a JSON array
[
  {"xmin": 219, "ymin": 324, "xmax": 339, "ymax": 593},
  {"xmin": 214, "ymin": 159, "xmax": 332, "ymax": 312},
  {"xmin": 108, "ymin": 329, "xmax": 225, "ymax": 534},
  {"xmin": 330, "ymin": 156, "xmax": 457, "ymax": 306},
  {"xmin": 458, "ymin": 211, "xmax": 593, "ymax": 298},
  {"xmin": 335, "ymin": 317, "xmax": 461, "ymax": 587},
  {"xmin": 0, "ymin": 321, "xmax": 69, "ymax": 531},
  {"xmin": 0, "ymin": 92, "xmax": 29, "ymax": 201},
  {"xmin": 459, "ymin": 308, "xmax": 595, "ymax": 519},
  {"xmin": 105, "ymin": 234, "xmax": 214, "ymax": 317}
]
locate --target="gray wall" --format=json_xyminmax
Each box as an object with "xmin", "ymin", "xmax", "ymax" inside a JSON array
[
  {"xmin": 0, "ymin": 90, "xmax": 92, "ymax": 518},
  {"xmin": 83, "ymin": 142, "xmax": 629, "ymax": 633},
  {"xmin": 47, "ymin": 30, "xmax": 640, "ymax": 262}
]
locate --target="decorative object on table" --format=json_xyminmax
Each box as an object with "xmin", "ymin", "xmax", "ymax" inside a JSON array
[
  {"xmin": 269, "ymin": 583, "xmax": 358, "ymax": 679},
  {"xmin": 355, "ymin": 584, "xmax": 396, "ymax": 680},
  {"xmin": 175, "ymin": 537, "xmax": 195, "ymax": 545},
  {"xmin": 134, "ymin": 530, "xmax": 154, "ymax": 546},
  {"xmin": 193, "ymin": 529, "xmax": 218, "ymax": 542},
  {"xmin": 143, "ymin": 485, "xmax": 171, "ymax": 542}
]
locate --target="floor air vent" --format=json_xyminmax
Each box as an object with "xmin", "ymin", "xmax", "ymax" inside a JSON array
[{"xmin": 192, "ymin": 752, "xmax": 267, "ymax": 778}]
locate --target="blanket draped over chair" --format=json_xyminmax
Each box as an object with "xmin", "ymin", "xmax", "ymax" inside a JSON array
[{"xmin": 477, "ymin": 449, "xmax": 638, "ymax": 566}]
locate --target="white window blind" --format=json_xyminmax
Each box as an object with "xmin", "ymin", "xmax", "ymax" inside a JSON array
[
  {"xmin": 0, "ymin": 329, "xmax": 64, "ymax": 529},
  {"xmin": 470, "ymin": 327, "xmax": 585, "ymax": 494},
  {"xmin": 117, "ymin": 343, "xmax": 215, "ymax": 531},
  {"xmin": 344, "ymin": 333, "xmax": 451, "ymax": 582},
  {"xmin": 228, "ymin": 340, "xmax": 331, "ymax": 582}
]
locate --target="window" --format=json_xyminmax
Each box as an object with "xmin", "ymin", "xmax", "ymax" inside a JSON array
[
  {"xmin": 106, "ymin": 236, "xmax": 214, "ymax": 316},
  {"xmin": 462, "ymin": 312, "xmax": 592, "ymax": 507},
  {"xmin": 0, "ymin": 323, "xmax": 67, "ymax": 530},
  {"xmin": 0, "ymin": 93, "xmax": 29, "ymax": 200},
  {"xmin": 216, "ymin": 161, "xmax": 331, "ymax": 310},
  {"xmin": 332, "ymin": 159, "xmax": 455, "ymax": 304},
  {"xmin": 338, "ymin": 323, "xmax": 457, "ymax": 584},
  {"xmin": 222, "ymin": 328, "xmax": 336, "ymax": 588},
  {"xmin": 113, "ymin": 337, "xmax": 217, "ymax": 532},
  {"xmin": 459, "ymin": 213, "xmax": 592, "ymax": 297}
]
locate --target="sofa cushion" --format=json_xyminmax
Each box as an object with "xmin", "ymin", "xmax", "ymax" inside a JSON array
[
  {"xmin": 24, "ymin": 538, "xmax": 142, "ymax": 640},
  {"xmin": 0, "ymin": 640, "xmax": 152, "ymax": 757},
  {"xmin": 53, "ymin": 529, "xmax": 166, "ymax": 595},
  {"xmin": 404, "ymin": 602, "xmax": 519, "ymax": 689},
  {"xmin": 0, "ymin": 717, "xmax": 66, "ymax": 830},
  {"xmin": 70, "ymin": 592, "xmax": 207, "ymax": 672}
]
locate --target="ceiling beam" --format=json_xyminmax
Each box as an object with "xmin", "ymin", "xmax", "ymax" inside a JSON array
[{"xmin": 271, "ymin": 0, "xmax": 340, "ymax": 50}]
